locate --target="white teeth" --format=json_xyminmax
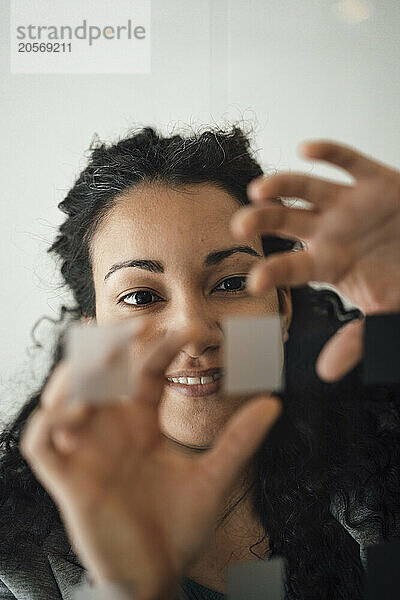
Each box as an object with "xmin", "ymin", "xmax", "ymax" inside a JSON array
[{"xmin": 167, "ymin": 373, "xmax": 222, "ymax": 385}]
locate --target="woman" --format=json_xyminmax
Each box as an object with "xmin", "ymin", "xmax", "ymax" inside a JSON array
[{"xmin": 1, "ymin": 125, "xmax": 399, "ymax": 599}]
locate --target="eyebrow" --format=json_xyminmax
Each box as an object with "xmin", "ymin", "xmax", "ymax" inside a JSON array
[
  {"xmin": 203, "ymin": 245, "xmax": 262, "ymax": 267},
  {"xmin": 104, "ymin": 245, "xmax": 261, "ymax": 281}
]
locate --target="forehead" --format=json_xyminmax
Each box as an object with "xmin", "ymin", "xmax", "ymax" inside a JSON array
[{"xmin": 90, "ymin": 182, "xmax": 261, "ymax": 267}]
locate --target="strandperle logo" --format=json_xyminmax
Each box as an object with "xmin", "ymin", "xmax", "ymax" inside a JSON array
[
  {"xmin": 15, "ymin": 19, "xmax": 146, "ymax": 46},
  {"xmin": 11, "ymin": 0, "xmax": 151, "ymax": 74}
]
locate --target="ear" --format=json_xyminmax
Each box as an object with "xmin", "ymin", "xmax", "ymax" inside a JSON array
[{"xmin": 277, "ymin": 287, "xmax": 292, "ymax": 343}]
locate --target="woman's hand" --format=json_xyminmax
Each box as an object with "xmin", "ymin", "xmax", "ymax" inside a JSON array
[
  {"xmin": 19, "ymin": 325, "xmax": 281, "ymax": 600},
  {"xmin": 231, "ymin": 140, "xmax": 400, "ymax": 381}
]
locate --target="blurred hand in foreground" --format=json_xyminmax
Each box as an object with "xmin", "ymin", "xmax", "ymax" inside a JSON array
[
  {"xmin": 20, "ymin": 325, "xmax": 281, "ymax": 600},
  {"xmin": 231, "ymin": 140, "xmax": 400, "ymax": 381}
]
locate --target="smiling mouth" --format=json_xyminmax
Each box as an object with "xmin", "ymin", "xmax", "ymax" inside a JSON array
[
  {"xmin": 165, "ymin": 369, "xmax": 223, "ymax": 397},
  {"xmin": 166, "ymin": 372, "xmax": 222, "ymax": 385}
]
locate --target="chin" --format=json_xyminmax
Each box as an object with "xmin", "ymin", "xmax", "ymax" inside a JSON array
[{"xmin": 159, "ymin": 390, "xmax": 248, "ymax": 449}]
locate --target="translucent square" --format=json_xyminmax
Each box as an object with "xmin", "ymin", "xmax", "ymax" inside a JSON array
[
  {"xmin": 228, "ymin": 557, "xmax": 286, "ymax": 600},
  {"xmin": 65, "ymin": 320, "xmax": 140, "ymax": 405},
  {"xmin": 223, "ymin": 315, "xmax": 284, "ymax": 395}
]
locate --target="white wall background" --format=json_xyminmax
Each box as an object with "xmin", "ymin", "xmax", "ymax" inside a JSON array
[{"xmin": 1, "ymin": 0, "xmax": 399, "ymax": 423}]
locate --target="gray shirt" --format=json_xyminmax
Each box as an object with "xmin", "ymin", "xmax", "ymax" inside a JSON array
[{"xmin": 0, "ymin": 497, "xmax": 373, "ymax": 600}]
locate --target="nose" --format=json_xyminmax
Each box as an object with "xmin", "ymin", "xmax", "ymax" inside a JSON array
[{"xmin": 169, "ymin": 294, "xmax": 223, "ymax": 359}]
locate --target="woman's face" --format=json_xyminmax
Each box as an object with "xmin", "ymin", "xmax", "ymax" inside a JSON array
[{"xmin": 90, "ymin": 182, "xmax": 290, "ymax": 449}]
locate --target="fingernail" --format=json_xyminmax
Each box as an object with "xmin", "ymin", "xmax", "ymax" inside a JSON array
[
  {"xmin": 247, "ymin": 181, "xmax": 262, "ymax": 200},
  {"xmin": 298, "ymin": 141, "xmax": 312, "ymax": 156},
  {"xmin": 247, "ymin": 270, "xmax": 261, "ymax": 294},
  {"xmin": 248, "ymin": 281, "xmax": 262, "ymax": 295},
  {"xmin": 231, "ymin": 216, "xmax": 246, "ymax": 238},
  {"xmin": 248, "ymin": 272, "xmax": 272, "ymax": 295}
]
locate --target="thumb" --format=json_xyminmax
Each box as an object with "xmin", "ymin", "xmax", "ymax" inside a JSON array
[
  {"xmin": 199, "ymin": 395, "xmax": 282, "ymax": 497},
  {"xmin": 316, "ymin": 319, "xmax": 364, "ymax": 382}
]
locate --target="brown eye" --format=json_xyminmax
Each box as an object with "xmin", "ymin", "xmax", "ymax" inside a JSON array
[
  {"xmin": 120, "ymin": 290, "xmax": 161, "ymax": 306},
  {"xmin": 214, "ymin": 276, "xmax": 247, "ymax": 293}
]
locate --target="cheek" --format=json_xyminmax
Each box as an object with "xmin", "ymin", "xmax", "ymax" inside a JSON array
[{"xmin": 94, "ymin": 283, "xmax": 135, "ymax": 322}]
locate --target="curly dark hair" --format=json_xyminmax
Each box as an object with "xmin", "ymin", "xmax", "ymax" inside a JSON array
[{"xmin": 0, "ymin": 124, "xmax": 399, "ymax": 599}]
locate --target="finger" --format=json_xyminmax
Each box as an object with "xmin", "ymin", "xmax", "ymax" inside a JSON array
[
  {"xmin": 18, "ymin": 409, "xmax": 63, "ymax": 499},
  {"xmin": 41, "ymin": 359, "xmax": 93, "ymax": 431},
  {"xmin": 55, "ymin": 402, "xmax": 139, "ymax": 461},
  {"xmin": 20, "ymin": 402, "xmax": 92, "ymax": 466},
  {"xmin": 247, "ymin": 250, "xmax": 316, "ymax": 292},
  {"xmin": 247, "ymin": 173, "xmax": 341, "ymax": 206},
  {"xmin": 132, "ymin": 325, "xmax": 203, "ymax": 407},
  {"xmin": 119, "ymin": 326, "xmax": 204, "ymax": 449},
  {"xmin": 199, "ymin": 396, "xmax": 281, "ymax": 495},
  {"xmin": 299, "ymin": 140, "xmax": 381, "ymax": 179},
  {"xmin": 18, "ymin": 404, "xmax": 93, "ymax": 504},
  {"xmin": 316, "ymin": 319, "xmax": 364, "ymax": 382},
  {"xmin": 231, "ymin": 205, "xmax": 318, "ymax": 241}
]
